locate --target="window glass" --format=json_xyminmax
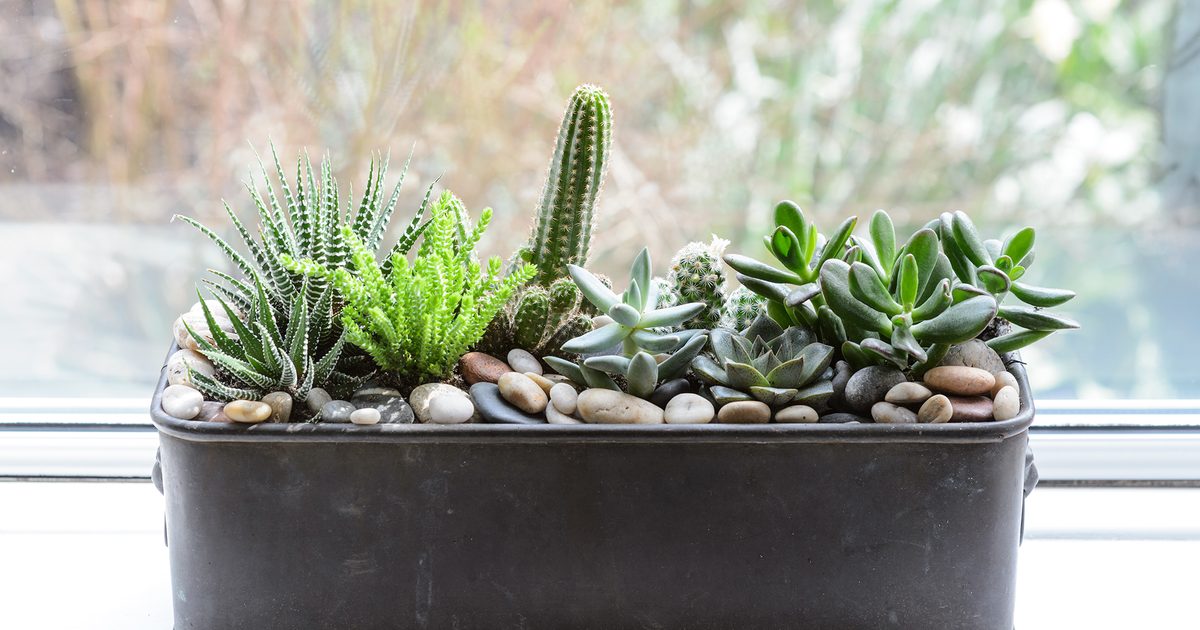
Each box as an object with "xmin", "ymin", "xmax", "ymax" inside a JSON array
[{"xmin": 1, "ymin": 1, "xmax": 1194, "ymax": 411}]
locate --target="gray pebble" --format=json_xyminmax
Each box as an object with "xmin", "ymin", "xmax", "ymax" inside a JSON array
[
  {"xmin": 306, "ymin": 387, "xmax": 333, "ymax": 414},
  {"xmin": 843, "ymin": 366, "xmax": 906, "ymax": 414},
  {"xmin": 506, "ymin": 349, "xmax": 543, "ymax": 375},
  {"xmin": 649, "ymin": 378, "xmax": 691, "ymax": 409},
  {"xmin": 320, "ymin": 400, "xmax": 356, "ymax": 423},
  {"xmin": 871, "ymin": 401, "xmax": 918, "ymax": 424}
]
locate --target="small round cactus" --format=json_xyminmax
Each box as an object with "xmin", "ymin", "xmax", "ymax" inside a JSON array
[
  {"xmin": 722, "ymin": 285, "xmax": 766, "ymax": 332},
  {"xmin": 667, "ymin": 236, "xmax": 729, "ymax": 330}
]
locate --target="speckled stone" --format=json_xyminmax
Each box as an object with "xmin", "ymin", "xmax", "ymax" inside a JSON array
[
  {"xmin": 871, "ymin": 401, "xmax": 918, "ymax": 424},
  {"xmin": 819, "ymin": 413, "xmax": 869, "ymax": 424},
  {"xmin": 410, "ymin": 383, "xmax": 471, "ymax": 424},
  {"xmin": 350, "ymin": 386, "xmax": 414, "ymax": 424},
  {"xmin": 844, "ymin": 366, "xmax": 907, "ymax": 414},
  {"xmin": 774, "ymin": 404, "xmax": 819, "ymax": 423},
  {"xmin": 663, "ymin": 393, "xmax": 714, "ymax": 424},
  {"xmin": 261, "ymin": 391, "xmax": 292, "ymax": 423},
  {"xmin": 166, "ymin": 349, "xmax": 215, "ymax": 388},
  {"xmin": 939, "ymin": 339, "xmax": 1006, "ymax": 374},
  {"xmin": 320, "ymin": 400, "xmax": 356, "ymax": 423}
]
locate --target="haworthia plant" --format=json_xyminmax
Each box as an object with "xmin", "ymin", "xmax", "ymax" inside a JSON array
[
  {"xmin": 545, "ymin": 248, "xmax": 709, "ymax": 399},
  {"xmin": 284, "ymin": 192, "xmax": 536, "ymax": 384},
  {"xmin": 480, "ymin": 84, "xmax": 614, "ymax": 357},
  {"xmin": 928, "ymin": 211, "xmax": 1079, "ymax": 352}
]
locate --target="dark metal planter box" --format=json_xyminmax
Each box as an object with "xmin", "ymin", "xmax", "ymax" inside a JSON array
[{"xmin": 151, "ymin": 344, "xmax": 1036, "ymax": 630}]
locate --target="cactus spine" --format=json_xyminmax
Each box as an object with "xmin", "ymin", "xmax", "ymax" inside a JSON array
[
  {"xmin": 722, "ymin": 285, "xmax": 766, "ymax": 331},
  {"xmin": 525, "ymin": 84, "xmax": 613, "ymax": 285},
  {"xmin": 666, "ymin": 236, "xmax": 729, "ymax": 330}
]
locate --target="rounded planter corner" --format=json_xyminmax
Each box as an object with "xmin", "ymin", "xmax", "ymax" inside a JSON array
[{"xmin": 151, "ymin": 342, "xmax": 1036, "ymax": 629}]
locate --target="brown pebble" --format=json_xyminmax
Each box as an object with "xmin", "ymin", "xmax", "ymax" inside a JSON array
[
  {"xmin": 459, "ymin": 352, "xmax": 512, "ymax": 385},
  {"xmin": 947, "ymin": 396, "xmax": 994, "ymax": 422},
  {"xmin": 924, "ymin": 366, "xmax": 996, "ymax": 396},
  {"xmin": 991, "ymin": 371, "xmax": 1019, "ymax": 398},
  {"xmin": 918, "ymin": 395, "xmax": 953, "ymax": 424},
  {"xmin": 716, "ymin": 400, "xmax": 771, "ymax": 424},
  {"xmin": 524, "ymin": 372, "xmax": 555, "ymax": 394},
  {"xmin": 196, "ymin": 401, "xmax": 232, "ymax": 423}
]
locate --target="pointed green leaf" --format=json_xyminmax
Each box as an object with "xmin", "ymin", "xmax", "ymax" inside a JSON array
[
  {"xmin": 561, "ymin": 322, "xmax": 629, "ymax": 354},
  {"xmin": 1003, "ymin": 227, "xmax": 1035, "ymax": 267},
  {"xmin": 869, "ymin": 210, "xmax": 896, "ymax": 275},
  {"xmin": 986, "ymin": 329, "xmax": 1053, "ymax": 353},
  {"xmin": 1010, "ymin": 282, "xmax": 1076, "ymax": 307},
  {"xmin": 911, "ymin": 295, "xmax": 997, "ymax": 343},
  {"xmin": 568, "ymin": 264, "xmax": 620, "ymax": 313},
  {"xmin": 999, "ymin": 305, "xmax": 1080, "ymax": 331},
  {"xmin": 724, "ymin": 254, "xmax": 805, "ymax": 284}
]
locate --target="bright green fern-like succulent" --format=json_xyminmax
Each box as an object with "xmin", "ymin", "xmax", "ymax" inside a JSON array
[
  {"xmin": 544, "ymin": 248, "xmax": 709, "ymax": 398},
  {"xmin": 285, "ymin": 192, "xmax": 535, "ymax": 384}
]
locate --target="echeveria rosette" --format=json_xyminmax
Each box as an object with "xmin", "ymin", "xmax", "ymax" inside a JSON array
[
  {"xmin": 723, "ymin": 200, "xmax": 857, "ymax": 332},
  {"xmin": 691, "ymin": 315, "xmax": 835, "ymax": 409},
  {"xmin": 545, "ymin": 248, "xmax": 710, "ymax": 398},
  {"xmin": 929, "ymin": 211, "xmax": 1080, "ymax": 352}
]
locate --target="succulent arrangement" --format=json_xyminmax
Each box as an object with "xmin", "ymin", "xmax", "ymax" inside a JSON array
[{"xmin": 159, "ymin": 83, "xmax": 1077, "ymax": 429}]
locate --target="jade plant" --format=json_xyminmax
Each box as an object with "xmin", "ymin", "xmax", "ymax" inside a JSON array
[
  {"xmin": 545, "ymin": 248, "xmax": 709, "ymax": 398},
  {"xmin": 928, "ymin": 211, "xmax": 1079, "ymax": 352},
  {"xmin": 284, "ymin": 191, "xmax": 535, "ymax": 385},
  {"xmin": 175, "ymin": 148, "xmax": 430, "ymax": 402},
  {"xmin": 691, "ymin": 315, "xmax": 835, "ymax": 409},
  {"xmin": 480, "ymin": 84, "xmax": 613, "ymax": 356}
]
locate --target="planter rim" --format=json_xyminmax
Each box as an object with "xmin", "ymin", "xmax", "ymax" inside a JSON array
[{"xmin": 151, "ymin": 343, "xmax": 1035, "ymax": 444}]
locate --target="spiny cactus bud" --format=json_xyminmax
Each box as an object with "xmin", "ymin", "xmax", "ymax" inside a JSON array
[
  {"xmin": 513, "ymin": 287, "xmax": 551, "ymax": 350},
  {"xmin": 667, "ymin": 236, "xmax": 729, "ymax": 330},
  {"xmin": 722, "ymin": 285, "xmax": 766, "ymax": 331},
  {"xmin": 527, "ymin": 84, "xmax": 613, "ymax": 286},
  {"xmin": 652, "ymin": 276, "xmax": 677, "ymax": 309}
]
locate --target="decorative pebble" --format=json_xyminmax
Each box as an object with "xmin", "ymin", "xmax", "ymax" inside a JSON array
[
  {"xmin": 320, "ymin": 400, "xmax": 356, "ymax": 423},
  {"xmin": 830, "ymin": 361, "xmax": 853, "ymax": 408},
  {"xmin": 350, "ymin": 387, "xmax": 415, "ymax": 424},
  {"xmin": 924, "ymin": 366, "xmax": 996, "ymax": 396},
  {"xmin": 947, "ymin": 396, "xmax": 995, "ymax": 422},
  {"xmin": 716, "ymin": 400, "xmax": 771, "ymax": 424},
  {"xmin": 525, "ymin": 372, "xmax": 555, "ymax": 394},
  {"xmin": 939, "ymin": 339, "xmax": 1006, "ymax": 374},
  {"xmin": 161, "ymin": 384, "xmax": 204, "ymax": 420},
  {"xmin": 993, "ymin": 386, "xmax": 1020, "ymax": 421},
  {"xmin": 918, "ymin": 395, "xmax": 953, "ymax": 424},
  {"xmin": 350, "ymin": 408, "xmax": 381, "ymax": 425},
  {"xmin": 872, "ymin": 401, "xmax": 918, "ymax": 424},
  {"xmin": 261, "ymin": 391, "xmax": 292, "ymax": 423},
  {"xmin": 843, "ymin": 366, "xmax": 907, "ymax": 414},
  {"xmin": 410, "ymin": 383, "xmax": 471, "ymax": 424},
  {"xmin": 225, "ymin": 400, "xmax": 272, "ymax": 424},
  {"xmin": 506, "ymin": 349, "xmax": 543, "ymax": 375},
  {"xmin": 774, "ymin": 404, "xmax": 819, "ymax": 423},
  {"xmin": 819, "ymin": 413, "xmax": 868, "ymax": 424},
  {"xmin": 884, "ymin": 382, "xmax": 933, "ymax": 405},
  {"xmin": 992, "ymin": 371, "xmax": 1019, "ymax": 398},
  {"xmin": 460, "ymin": 352, "xmax": 512, "ymax": 384},
  {"xmin": 549, "ymin": 383, "xmax": 578, "ymax": 415},
  {"xmin": 429, "ymin": 395, "xmax": 475, "ymax": 424},
  {"xmin": 546, "ymin": 403, "xmax": 583, "ymax": 424},
  {"xmin": 470, "ymin": 383, "xmax": 547, "ymax": 424},
  {"xmin": 577, "ymin": 389, "xmax": 665, "ymax": 424},
  {"xmin": 195, "ymin": 401, "xmax": 232, "ymax": 423},
  {"xmin": 663, "ymin": 393, "xmax": 715, "ymax": 424},
  {"xmin": 498, "ymin": 372, "xmax": 549, "ymax": 414},
  {"xmin": 306, "ymin": 387, "xmax": 333, "ymax": 414},
  {"xmin": 165, "ymin": 349, "xmax": 215, "ymax": 388},
  {"xmin": 188, "ymin": 300, "xmax": 235, "ymax": 318},
  {"xmin": 649, "ymin": 378, "xmax": 691, "ymax": 409}
]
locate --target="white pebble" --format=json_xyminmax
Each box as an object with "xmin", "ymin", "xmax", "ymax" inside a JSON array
[
  {"xmin": 993, "ymin": 386, "xmax": 1020, "ymax": 421},
  {"xmin": 428, "ymin": 395, "xmax": 474, "ymax": 424},
  {"xmin": 663, "ymin": 394, "xmax": 714, "ymax": 424},
  {"xmin": 774, "ymin": 404, "xmax": 818, "ymax": 423},
  {"xmin": 166, "ymin": 349, "xmax": 215, "ymax": 387},
  {"xmin": 161, "ymin": 384, "xmax": 204, "ymax": 420},
  {"xmin": 350, "ymin": 408, "xmax": 381, "ymax": 425},
  {"xmin": 549, "ymin": 383, "xmax": 578, "ymax": 415},
  {"xmin": 992, "ymin": 371, "xmax": 1019, "ymax": 398},
  {"xmin": 506, "ymin": 349, "xmax": 543, "ymax": 375},
  {"xmin": 546, "ymin": 403, "xmax": 583, "ymax": 424}
]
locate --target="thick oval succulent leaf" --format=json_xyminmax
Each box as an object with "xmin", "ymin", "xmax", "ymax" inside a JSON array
[
  {"xmin": 1010, "ymin": 281, "xmax": 1075, "ymax": 307},
  {"xmin": 544, "ymin": 356, "xmax": 586, "ymax": 386},
  {"xmin": 561, "ymin": 322, "xmax": 629, "ymax": 354},
  {"xmin": 624, "ymin": 280, "xmax": 643, "ymax": 309},
  {"xmin": 984, "ymin": 239, "xmax": 1003, "ymax": 262},
  {"xmin": 771, "ymin": 226, "xmax": 806, "ymax": 272},
  {"xmin": 750, "ymin": 386, "xmax": 798, "ymax": 407},
  {"xmin": 870, "ymin": 210, "xmax": 897, "ymax": 275},
  {"xmin": 849, "ymin": 262, "xmax": 902, "ymax": 316},
  {"xmin": 952, "ymin": 211, "xmax": 992, "ymax": 266},
  {"xmin": 911, "ymin": 295, "xmax": 998, "ymax": 343},
  {"xmin": 626, "ymin": 352, "xmax": 659, "ymax": 399},
  {"xmin": 851, "ymin": 236, "xmax": 886, "ymax": 279},
  {"xmin": 691, "ymin": 354, "xmax": 728, "ymax": 384},
  {"xmin": 724, "ymin": 361, "xmax": 771, "ymax": 390},
  {"xmin": 841, "ymin": 340, "xmax": 875, "ymax": 370},
  {"xmin": 994, "ymin": 255, "xmax": 1014, "ymax": 274},
  {"xmin": 638, "ymin": 302, "xmax": 705, "ymax": 329},
  {"xmin": 797, "ymin": 343, "xmax": 835, "ymax": 384},
  {"xmin": 774, "ymin": 200, "xmax": 811, "ymax": 261},
  {"xmin": 952, "ymin": 283, "xmax": 990, "ymax": 303},
  {"xmin": 765, "ymin": 357, "xmax": 806, "ymax": 389},
  {"xmin": 710, "ymin": 385, "xmax": 754, "ymax": 405},
  {"xmin": 1003, "ymin": 227, "xmax": 1036, "ymax": 266},
  {"xmin": 630, "ymin": 329, "xmax": 683, "ymax": 352},
  {"xmin": 743, "ymin": 313, "xmax": 786, "ymax": 343},
  {"xmin": 568, "ymin": 264, "xmax": 620, "ymax": 313},
  {"xmin": 818, "ymin": 305, "xmax": 848, "ymax": 347},
  {"xmin": 724, "ymin": 254, "xmax": 805, "ymax": 284},
  {"xmin": 582, "ymin": 354, "xmax": 632, "ymax": 375},
  {"xmin": 581, "ymin": 364, "xmax": 621, "ymax": 391},
  {"xmin": 940, "ymin": 232, "xmax": 977, "ymax": 285},
  {"xmin": 999, "ymin": 305, "xmax": 1080, "ymax": 331},
  {"xmin": 659, "ymin": 334, "xmax": 708, "ymax": 380},
  {"xmin": 736, "ymin": 274, "xmax": 793, "ymax": 303},
  {"xmin": 977, "ymin": 265, "xmax": 1012, "ymax": 295},
  {"xmin": 608, "ymin": 303, "xmax": 642, "ymax": 327},
  {"xmin": 815, "ymin": 215, "xmax": 858, "ymax": 269},
  {"xmin": 785, "ymin": 283, "xmax": 822, "ymax": 308},
  {"xmin": 820, "ymin": 260, "xmax": 893, "ymax": 335},
  {"xmin": 890, "ymin": 322, "xmax": 927, "ymax": 363},
  {"xmin": 912, "ymin": 279, "xmax": 953, "ymax": 322},
  {"xmin": 986, "ymin": 329, "xmax": 1053, "ymax": 353},
  {"xmin": 899, "ymin": 254, "xmax": 919, "ymax": 311},
  {"xmin": 630, "ymin": 248, "xmax": 653, "ymax": 310},
  {"xmin": 791, "ymin": 380, "xmax": 835, "ymax": 407},
  {"xmin": 709, "ymin": 328, "xmax": 738, "ymax": 362},
  {"xmin": 860, "ymin": 337, "xmax": 908, "ymax": 369}
]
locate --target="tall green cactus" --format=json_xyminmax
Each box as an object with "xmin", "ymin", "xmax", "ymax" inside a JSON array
[
  {"xmin": 478, "ymin": 84, "xmax": 614, "ymax": 357},
  {"xmin": 523, "ymin": 84, "xmax": 613, "ymax": 285}
]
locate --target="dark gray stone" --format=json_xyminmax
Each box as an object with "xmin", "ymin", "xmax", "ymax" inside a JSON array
[
  {"xmin": 649, "ymin": 378, "xmax": 692, "ymax": 409},
  {"xmin": 843, "ymin": 365, "xmax": 907, "ymax": 414},
  {"xmin": 351, "ymin": 387, "xmax": 414, "ymax": 424},
  {"xmin": 470, "ymin": 383, "xmax": 547, "ymax": 425},
  {"xmin": 830, "ymin": 361, "xmax": 853, "ymax": 408},
  {"xmin": 818, "ymin": 412, "xmax": 870, "ymax": 424},
  {"xmin": 320, "ymin": 400, "xmax": 356, "ymax": 423}
]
